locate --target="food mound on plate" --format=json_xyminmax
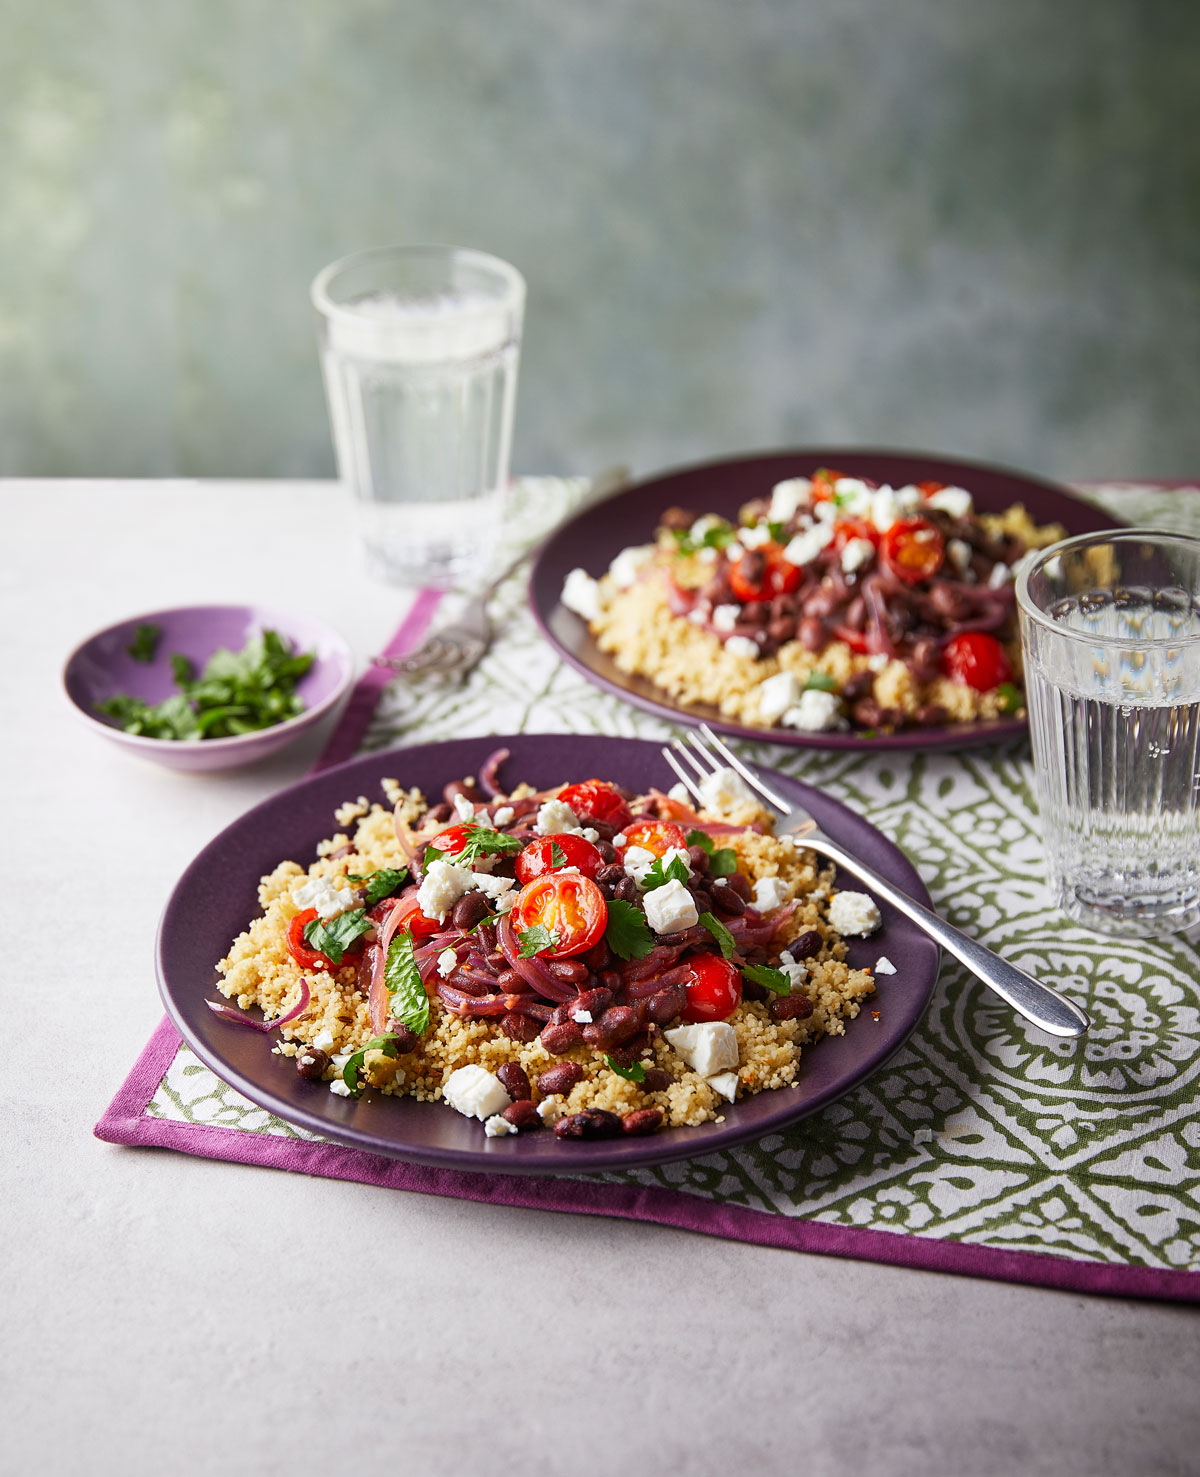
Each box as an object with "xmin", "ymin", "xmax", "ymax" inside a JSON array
[
  {"xmin": 560, "ymin": 467, "xmax": 1065, "ymax": 733},
  {"xmin": 213, "ymin": 758, "xmax": 887, "ymax": 1142}
]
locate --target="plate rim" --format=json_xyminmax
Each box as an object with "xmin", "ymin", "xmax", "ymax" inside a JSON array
[
  {"xmin": 528, "ymin": 445, "xmax": 1126, "ymax": 751},
  {"xmin": 156, "ymin": 733, "xmax": 941, "ymax": 1175}
]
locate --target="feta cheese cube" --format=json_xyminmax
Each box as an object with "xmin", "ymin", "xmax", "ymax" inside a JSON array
[
  {"xmin": 768, "ymin": 477, "xmax": 812, "ymax": 523},
  {"xmin": 437, "ymin": 947, "xmax": 458, "ymax": 978},
  {"xmin": 643, "ymin": 878, "xmax": 699, "ymax": 935},
  {"xmin": 312, "ymin": 1027, "xmax": 337, "ymax": 1054},
  {"xmin": 535, "ymin": 798, "xmax": 581, "ymax": 836},
  {"xmin": 492, "ymin": 806, "xmax": 514, "ymax": 828},
  {"xmin": 832, "ymin": 477, "xmax": 874, "ymax": 515},
  {"xmin": 608, "ymin": 544, "xmax": 654, "ymax": 589},
  {"xmin": 697, "ymin": 765, "xmax": 753, "ymax": 814},
  {"xmin": 828, "ymin": 890, "xmax": 883, "ymax": 937},
  {"xmin": 561, "ymin": 568, "xmax": 605, "ymax": 622},
  {"xmin": 483, "ymin": 1114, "xmax": 518, "ymax": 1137},
  {"xmin": 894, "ymin": 484, "xmax": 923, "ymax": 511},
  {"xmin": 874, "ymin": 956, "xmax": 897, "ymax": 975},
  {"xmin": 840, "ymin": 537, "xmax": 875, "ymax": 574},
  {"xmin": 924, "ymin": 485, "xmax": 973, "ymax": 518},
  {"xmin": 757, "ymin": 670, "xmax": 801, "ymax": 725},
  {"xmin": 452, "ymin": 792, "xmax": 480, "ymax": 822},
  {"xmin": 659, "ymin": 845, "xmax": 693, "ymax": 877},
  {"xmin": 293, "ymin": 874, "xmax": 354, "ymax": 921},
  {"xmin": 738, "ymin": 522, "xmax": 773, "ymax": 549},
  {"xmin": 442, "ymin": 1065, "xmax": 513, "ymax": 1121},
  {"xmin": 664, "ymin": 1022, "xmax": 739, "ymax": 1077},
  {"xmin": 723, "ymin": 635, "xmax": 761, "ymax": 661},
  {"xmin": 752, "ymin": 875, "xmax": 791, "ymax": 912},
  {"xmin": 707, "ymin": 1071, "xmax": 739, "ymax": 1102},
  {"xmin": 783, "ymin": 520, "xmax": 835, "ymax": 567},
  {"xmin": 712, "ymin": 603, "xmax": 741, "ymax": 633},
  {"xmin": 416, "ymin": 859, "xmax": 474, "ymax": 923},
  {"xmin": 781, "ymin": 689, "xmax": 845, "ymax": 732}
]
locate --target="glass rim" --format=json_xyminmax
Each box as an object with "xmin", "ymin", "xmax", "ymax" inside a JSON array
[
  {"xmin": 310, "ymin": 243, "xmax": 526, "ymax": 323},
  {"xmin": 1014, "ymin": 526, "xmax": 1200, "ymax": 648}
]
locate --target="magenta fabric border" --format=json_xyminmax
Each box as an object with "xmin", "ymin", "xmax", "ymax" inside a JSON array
[{"xmin": 95, "ymin": 1018, "xmax": 1200, "ymax": 1304}]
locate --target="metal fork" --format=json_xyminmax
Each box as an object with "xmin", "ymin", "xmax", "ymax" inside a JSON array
[
  {"xmin": 374, "ymin": 464, "xmax": 631, "ymax": 681},
  {"xmin": 665, "ymin": 724, "xmax": 1091, "ymax": 1039}
]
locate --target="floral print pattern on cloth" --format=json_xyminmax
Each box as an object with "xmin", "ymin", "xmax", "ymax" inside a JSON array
[{"xmin": 141, "ymin": 479, "xmax": 1200, "ymax": 1273}]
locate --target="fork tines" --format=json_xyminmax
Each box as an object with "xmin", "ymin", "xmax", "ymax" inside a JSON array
[{"xmin": 661, "ymin": 725, "xmax": 791, "ymax": 814}]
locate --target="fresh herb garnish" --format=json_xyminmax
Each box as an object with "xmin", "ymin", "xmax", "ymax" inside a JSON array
[
  {"xmin": 467, "ymin": 910, "xmax": 502, "ymax": 933},
  {"xmin": 428, "ymin": 823, "xmax": 523, "ymax": 871},
  {"xmin": 303, "ymin": 908, "xmax": 373, "ymax": 965},
  {"xmin": 699, "ymin": 911, "xmax": 737, "ymax": 960},
  {"xmin": 517, "ymin": 924, "xmax": 561, "ymax": 958},
  {"xmin": 685, "ymin": 830, "xmax": 738, "ymax": 877},
  {"xmin": 604, "ymin": 898, "xmax": 655, "ymax": 961},
  {"xmin": 384, "ymin": 932, "xmax": 430, "ymax": 1036},
  {"xmin": 95, "ymin": 628, "xmax": 315, "ymax": 741},
  {"xmin": 641, "ymin": 852, "xmax": 691, "ymax": 892},
  {"xmin": 341, "ymin": 1034, "xmax": 400, "ymax": 1095},
  {"xmin": 995, "ymin": 682, "xmax": 1023, "ymax": 715},
  {"xmin": 127, "ymin": 623, "xmax": 161, "ymax": 663},
  {"xmin": 604, "ymin": 1054, "xmax": 646, "ymax": 1083},
  {"xmin": 669, "ymin": 519, "xmax": 736, "ymax": 555},
  {"xmin": 767, "ymin": 520, "xmax": 787, "ymax": 546},
  {"xmin": 742, "ymin": 962, "xmax": 790, "ymax": 996},
  {"xmin": 549, "ymin": 841, "xmax": 568, "ymax": 869},
  {"xmin": 346, "ymin": 867, "xmax": 409, "ymax": 907},
  {"xmin": 803, "ymin": 671, "xmax": 839, "ymax": 693}
]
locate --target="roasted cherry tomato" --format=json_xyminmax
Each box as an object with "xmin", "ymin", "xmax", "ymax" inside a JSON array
[
  {"xmin": 831, "ymin": 516, "xmax": 881, "ymax": 552},
  {"xmin": 941, "ymin": 632, "xmax": 1014, "ymax": 692},
  {"xmin": 509, "ymin": 873, "xmax": 608, "ymax": 958},
  {"xmin": 286, "ymin": 906, "xmax": 364, "ymax": 971},
  {"xmin": 515, "ymin": 832, "xmax": 604, "ymax": 884},
  {"xmin": 915, "ymin": 480, "xmax": 947, "ymax": 497},
  {"xmin": 383, "ymin": 892, "xmax": 443, "ymax": 941},
  {"xmin": 430, "ymin": 823, "xmax": 474, "ymax": 858},
  {"xmin": 617, "ymin": 818, "xmax": 689, "ymax": 857},
  {"xmin": 728, "ymin": 544, "xmax": 802, "ymax": 603},
  {"xmin": 832, "ymin": 624, "xmax": 871, "ymax": 655},
  {"xmin": 556, "ymin": 780, "xmax": 633, "ymax": 831},
  {"xmin": 881, "ymin": 518, "xmax": 946, "ymax": 584},
  {"xmin": 681, "ymin": 954, "xmax": 743, "ymax": 1023},
  {"xmin": 809, "ymin": 467, "xmax": 850, "ymax": 502}
]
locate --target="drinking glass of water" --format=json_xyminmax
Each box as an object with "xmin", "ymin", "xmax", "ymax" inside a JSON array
[
  {"xmin": 1016, "ymin": 529, "xmax": 1200, "ymax": 937},
  {"xmin": 311, "ymin": 245, "xmax": 525, "ymax": 587}
]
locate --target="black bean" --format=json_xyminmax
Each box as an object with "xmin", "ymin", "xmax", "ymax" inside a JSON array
[
  {"xmin": 770, "ymin": 994, "xmax": 814, "ymax": 1022},
  {"xmin": 596, "ymin": 863, "xmax": 626, "ymax": 886},
  {"xmin": 725, "ymin": 872, "xmax": 752, "ymax": 901},
  {"xmin": 553, "ymin": 1110, "xmax": 623, "ymax": 1140},
  {"xmin": 614, "ymin": 877, "xmax": 639, "ymax": 904},
  {"xmin": 295, "ymin": 1047, "xmax": 330, "ymax": 1080},
  {"xmin": 384, "ymin": 1022, "xmax": 419, "ymax": 1053},
  {"xmin": 798, "ymin": 617, "xmax": 827, "ymax": 651},
  {"xmin": 640, "ymin": 1067, "xmax": 672, "ymax": 1093},
  {"xmin": 789, "ymin": 928, "xmax": 823, "ymax": 960},
  {"xmin": 450, "ymin": 891, "xmax": 491, "ymax": 932},
  {"xmin": 711, "ymin": 885, "xmax": 746, "ymax": 916}
]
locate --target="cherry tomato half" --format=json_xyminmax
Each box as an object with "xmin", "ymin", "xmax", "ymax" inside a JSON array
[
  {"xmin": 831, "ymin": 516, "xmax": 881, "ymax": 552},
  {"xmin": 881, "ymin": 518, "xmax": 946, "ymax": 584},
  {"xmin": 915, "ymin": 480, "xmax": 947, "ymax": 497},
  {"xmin": 809, "ymin": 467, "xmax": 850, "ymax": 502},
  {"xmin": 509, "ymin": 873, "xmax": 608, "ymax": 959},
  {"xmin": 430, "ymin": 823, "xmax": 474, "ymax": 859},
  {"xmin": 556, "ymin": 780, "xmax": 633, "ymax": 831},
  {"xmin": 617, "ymin": 818, "xmax": 689, "ymax": 858},
  {"xmin": 941, "ymin": 632, "xmax": 1014, "ymax": 692},
  {"xmin": 832, "ymin": 625, "xmax": 871, "ymax": 655},
  {"xmin": 515, "ymin": 832, "xmax": 604, "ymax": 884},
  {"xmin": 384, "ymin": 892, "xmax": 443, "ymax": 941},
  {"xmin": 286, "ymin": 907, "xmax": 364, "ymax": 971},
  {"xmin": 681, "ymin": 953, "xmax": 743, "ymax": 1023},
  {"xmin": 728, "ymin": 544, "xmax": 803, "ymax": 603}
]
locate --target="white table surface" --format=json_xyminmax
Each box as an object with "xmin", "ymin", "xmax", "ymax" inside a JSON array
[{"xmin": 5, "ymin": 478, "xmax": 1198, "ymax": 1477}]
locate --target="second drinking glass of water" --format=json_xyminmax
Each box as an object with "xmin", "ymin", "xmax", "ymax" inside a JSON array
[
  {"xmin": 311, "ymin": 245, "xmax": 525, "ymax": 587},
  {"xmin": 1016, "ymin": 529, "xmax": 1200, "ymax": 937}
]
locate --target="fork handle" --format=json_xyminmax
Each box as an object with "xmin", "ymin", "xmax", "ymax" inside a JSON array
[{"xmin": 800, "ymin": 832, "xmax": 1091, "ymax": 1039}]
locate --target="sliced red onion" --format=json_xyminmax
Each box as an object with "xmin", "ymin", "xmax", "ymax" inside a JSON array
[
  {"xmin": 479, "ymin": 746, "xmax": 511, "ymax": 798},
  {"xmin": 626, "ymin": 965, "xmax": 693, "ymax": 999},
  {"xmin": 434, "ymin": 983, "xmax": 512, "ymax": 1017},
  {"xmin": 393, "ymin": 806, "xmax": 425, "ymax": 881},
  {"xmin": 206, "ymin": 977, "xmax": 311, "ymax": 1033},
  {"xmin": 497, "ymin": 913, "xmax": 577, "ymax": 1001}
]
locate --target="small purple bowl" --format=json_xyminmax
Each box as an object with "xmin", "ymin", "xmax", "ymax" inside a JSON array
[{"xmin": 62, "ymin": 604, "xmax": 356, "ymax": 773}]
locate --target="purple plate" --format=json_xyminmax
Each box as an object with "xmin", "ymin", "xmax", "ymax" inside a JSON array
[
  {"xmin": 529, "ymin": 448, "xmax": 1124, "ymax": 750},
  {"xmin": 157, "ymin": 733, "xmax": 940, "ymax": 1174},
  {"xmin": 63, "ymin": 604, "xmax": 356, "ymax": 772}
]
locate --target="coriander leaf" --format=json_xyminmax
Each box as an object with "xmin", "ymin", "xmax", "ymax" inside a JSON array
[
  {"xmin": 549, "ymin": 841, "xmax": 568, "ymax": 869},
  {"xmin": 832, "ymin": 489, "xmax": 856, "ymax": 509},
  {"xmin": 451, "ymin": 824, "xmax": 523, "ymax": 867},
  {"xmin": 466, "ymin": 910, "xmax": 501, "ymax": 933},
  {"xmin": 385, "ymin": 932, "xmax": 430, "ymax": 1036},
  {"xmin": 708, "ymin": 848, "xmax": 738, "ymax": 878},
  {"xmin": 767, "ymin": 521, "xmax": 787, "ymax": 545},
  {"xmin": 742, "ymin": 963, "xmax": 790, "ymax": 996},
  {"xmin": 701, "ymin": 522, "xmax": 737, "ymax": 550},
  {"xmin": 604, "ymin": 899, "xmax": 655, "ymax": 961},
  {"xmin": 341, "ymin": 1033, "xmax": 400, "ymax": 1095},
  {"xmin": 604, "ymin": 1054, "xmax": 646, "ymax": 1083},
  {"xmin": 685, "ymin": 830, "xmax": 714, "ymax": 854},
  {"xmin": 424, "ymin": 845, "xmax": 447, "ymax": 868},
  {"xmin": 995, "ymin": 682, "xmax": 1023, "ymax": 715},
  {"xmin": 127, "ymin": 623, "xmax": 161, "ymax": 663},
  {"xmin": 670, "ymin": 526, "xmax": 696, "ymax": 555},
  {"xmin": 303, "ymin": 907, "xmax": 373, "ymax": 965},
  {"xmin": 641, "ymin": 853, "xmax": 691, "ymax": 892},
  {"xmin": 170, "ymin": 652, "xmax": 195, "ymax": 686},
  {"xmin": 803, "ymin": 671, "xmax": 839, "ymax": 692},
  {"xmin": 346, "ymin": 867, "xmax": 409, "ymax": 907},
  {"xmin": 699, "ymin": 911, "xmax": 737, "ymax": 960},
  {"xmin": 517, "ymin": 924, "xmax": 560, "ymax": 958}
]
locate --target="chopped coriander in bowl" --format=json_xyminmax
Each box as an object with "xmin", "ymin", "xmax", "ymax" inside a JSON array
[{"xmin": 62, "ymin": 605, "xmax": 355, "ymax": 772}]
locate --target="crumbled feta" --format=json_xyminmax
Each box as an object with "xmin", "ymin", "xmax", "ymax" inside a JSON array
[
  {"xmin": 752, "ymin": 875, "xmax": 791, "ymax": 912},
  {"xmin": 874, "ymin": 956, "xmax": 897, "ymax": 975},
  {"xmin": 483, "ymin": 1114, "xmax": 518, "ymax": 1137},
  {"xmin": 608, "ymin": 544, "xmax": 654, "ymax": 588},
  {"xmin": 841, "ymin": 537, "xmax": 875, "ymax": 574},
  {"xmin": 329, "ymin": 1079, "xmax": 353, "ymax": 1098},
  {"xmin": 712, "ymin": 604, "xmax": 741, "ymax": 633},
  {"xmin": 832, "ymin": 478, "xmax": 874, "ymax": 515},
  {"xmin": 688, "ymin": 608, "xmax": 707, "ymax": 624},
  {"xmin": 707, "ymin": 1071, "xmax": 739, "ymax": 1102},
  {"xmin": 724, "ymin": 635, "xmax": 761, "ymax": 661},
  {"xmin": 777, "ymin": 949, "xmax": 809, "ymax": 992},
  {"xmin": 987, "ymin": 561, "xmax": 1011, "ymax": 589},
  {"xmin": 867, "ymin": 653, "xmax": 889, "ymax": 672},
  {"xmin": 697, "ymin": 765, "xmax": 753, "ymax": 814},
  {"xmin": 947, "ymin": 538, "xmax": 972, "ymax": 573},
  {"xmin": 738, "ymin": 522, "xmax": 773, "ymax": 549},
  {"xmin": 535, "ymin": 798, "xmax": 581, "ymax": 836},
  {"xmin": 622, "ymin": 845, "xmax": 659, "ymax": 887},
  {"xmin": 781, "ymin": 689, "xmax": 845, "ymax": 732},
  {"xmin": 659, "ymin": 845, "xmax": 693, "ymax": 877},
  {"xmin": 472, "ymin": 872, "xmax": 517, "ymax": 911},
  {"xmin": 893, "ymin": 484, "xmax": 923, "ymax": 511},
  {"xmin": 643, "ymin": 879, "xmax": 699, "ymax": 934},
  {"xmin": 828, "ymin": 890, "xmax": 883, "ymax": 937},
  {"xmin": 293, "ymin": 874, "xmax": 354, "ymax": 921},
  {"xmin": 581, "ymin": 827, "xmax": 599, "ymax": 843},
  {"xmin": 442, "ymin": 1064, "xmax": 513, "ymax": 1121},
  {"xmin": 667, "ymin": 783, "xmax": 692, "ymax": 805},
  {"xmin": 870, "ymin": 485, "xmax": 901, "ymax": 533},
  {"xmin": 416, "ymin": 859, "xmax": 474, "ymax": 923},
  {"xmin": 783, "ymin": 520, "xmax": 836, "ymax": 567},
  {"xmin": 492, "ymin": 806, "xmax": 514, "ymax": 827},
  {"xmin": 689, "ymin": 514, "xmax": 725, "ymax": 543},
  {"xmin": 812, "ymin": 500, "xmax": 837, "ymax": 523},
  {"xmin": 537, "ymin": 1098, "xmax": 566, "ymax": 1124},
  {"xmin": 453, "ymin": 792, "xmax": 479, "ymax": 822},
  {"xmin": 769, "ymin": 477, "xmax": 812, "ymax": 523},
  {"xmin": 561, "ymin": 567, "xmax": 605, "ymax": 622},
  {"xmin": 696, "ymin": 547, "xmax": 718, "ymax": 563},
  {"xmin": 757, "ymin": 670, "xmax": 801, "ymax": 725},
  {"xmin": 664, "ymin": 1021, "xmax": 739, "ymax": 1077},
  {"xmin": 313, "ymin": 1027, "xmax": 337, "ymax": 1054},
  {"xmin": 437, "ymin": 947, "xmax": 458, "ymax": 978},
  {"xmin": 571, "ymin": 1009, "xmax": 593, "ymax": 1024},
  {"xmin": 925, "ymin": 485, "xmax": 973, "ymax": 518}
]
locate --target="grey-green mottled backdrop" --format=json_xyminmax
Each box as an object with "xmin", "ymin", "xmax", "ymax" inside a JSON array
[{"xmin": 1, "ymin": 0, "xmax": 1197, "ymax": 482}]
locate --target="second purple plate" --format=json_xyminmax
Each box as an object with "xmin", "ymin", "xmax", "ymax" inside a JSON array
[
  {"xmin": 157, "ymin": 734, "xmax": 941, "ymax": 1175},
  {"xmin": 529, "ymin": 447, "xmax": 1123, "ymax": 750}
]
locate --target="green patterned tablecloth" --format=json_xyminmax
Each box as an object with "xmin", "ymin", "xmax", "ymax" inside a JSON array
[{"xmin": 147, "ymin": 477, "xmax": 1200, "ymax": 1274}]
